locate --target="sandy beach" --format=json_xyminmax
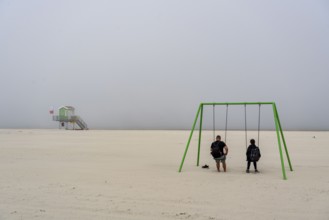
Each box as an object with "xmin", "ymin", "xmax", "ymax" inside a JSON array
[{"xmin": 0, "ymin": 129, "xmax": 328, "ymax": 220}]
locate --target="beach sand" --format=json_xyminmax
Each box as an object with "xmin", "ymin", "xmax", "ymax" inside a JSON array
[{"xmin": 0, "ymin": 129, "xmax": 328, "ymax": 220}]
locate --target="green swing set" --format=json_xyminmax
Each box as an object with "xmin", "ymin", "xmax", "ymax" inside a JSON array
[{"xmin": 178, "ymin": 102, "xmax": 293, "ymax": 180}]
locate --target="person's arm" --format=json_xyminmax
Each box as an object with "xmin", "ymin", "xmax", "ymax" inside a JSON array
[
  {"xmin": 246, "ymin": 146, "xmax": 251, "ymax": 160},
  {"xmin": 224, "ymin": 145, "xmax": 228, "ymax": 155}
]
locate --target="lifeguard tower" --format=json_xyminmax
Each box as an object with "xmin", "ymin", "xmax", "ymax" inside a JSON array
[{"xmin": 52, "ymin": 106, "xmax": 88, "ymax": 130}]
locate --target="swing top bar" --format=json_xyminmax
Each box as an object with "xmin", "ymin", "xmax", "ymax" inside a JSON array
[{"xmin": 201, "ymin": 102, "xmax": 274, "ymax": 106}]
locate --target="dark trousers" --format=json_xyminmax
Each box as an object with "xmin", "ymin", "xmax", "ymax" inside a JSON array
[{"xmin": 247, "ymin": 161, "xmax": 257, "ymax": 170}]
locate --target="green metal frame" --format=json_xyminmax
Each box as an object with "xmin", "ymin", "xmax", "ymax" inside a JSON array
[{"xmin": 178, "ymin": 102, "xmax": 293, "ymax": 180}]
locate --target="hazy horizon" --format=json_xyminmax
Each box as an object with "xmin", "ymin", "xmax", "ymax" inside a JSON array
[{"xmin": 1, "ymin": 0, "xmax": 329, "ymax": 130}]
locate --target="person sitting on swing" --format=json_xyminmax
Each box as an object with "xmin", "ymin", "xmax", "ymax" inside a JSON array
[
  {"xmin": 246, "ymin": 139, "xmax": 261, "ymax": 173},
  {"xmin": 210, "ymin": 135, "xmax": 228, "ymax": 172}
]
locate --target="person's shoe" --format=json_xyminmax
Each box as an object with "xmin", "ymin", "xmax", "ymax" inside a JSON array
[
  {"xmin": 255, "ymin": 170, "xmax": 259, "ymax": 173},
  {"xmin": 202, "ymin": 164, "xmax": 209, "ymax": 169},
  {"xmin": 246, "ymin": 170, "xmax": 250, "ymax": 173}
]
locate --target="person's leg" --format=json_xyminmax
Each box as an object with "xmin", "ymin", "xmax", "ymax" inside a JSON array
[
  {"xmin": 216, "ymin": 161, "xmax": 220, "ymax": 172},
  {"xmin": 254, "ymin": 161, "xmax": 259, "ymax": 172},
  {"xmin": 246, "ymin": 161, "xmax": 251, "ymax": 173},
  {"xmin": 222, "ymin": 161, "xmax": 227, "ymax": 172}
]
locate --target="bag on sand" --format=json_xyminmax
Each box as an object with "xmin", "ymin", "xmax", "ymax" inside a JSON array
[{"xmin": 249, "ymin": 147, "xmax": 261, "ymax": 162}]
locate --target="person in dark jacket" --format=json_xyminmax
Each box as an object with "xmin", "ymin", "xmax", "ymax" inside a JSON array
[
  {"xmin": 246, "ymin": 139, "xmax": 261, "ymax": 173},
  {"xmin": 211, "ymin": 135, "xmax": 229, "ymax": 172}
]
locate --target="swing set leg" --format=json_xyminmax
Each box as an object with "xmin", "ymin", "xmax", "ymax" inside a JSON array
[
  {"xmin": 274, "ymin": 104, "xmax": 293, "ymax": 171},
  {"xmin": 197, "ymin": 105, "xmax": 203, "ymax": 166},
  {"xmin": 273, "ymin": 104, "xmax": 287, "ymax": 180},
  {"xmin": 179, "ymin": 105, "xmax": 201, "ymax": 172}
]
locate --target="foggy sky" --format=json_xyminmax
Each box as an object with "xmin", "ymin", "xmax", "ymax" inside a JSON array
[{"xmin": 1, "ymin": 0, "xmax": 329, "ymax": 130}]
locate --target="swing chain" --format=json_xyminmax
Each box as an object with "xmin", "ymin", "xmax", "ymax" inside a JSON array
[
  {"xmin": 258, "ymin": 104, "xmax": 261, "ymax": 147},
  {"xmin": 213, "ymin": 104, "xmax": 215, "ymax": 141},
  {"xmin": 225, "ymin": 104, "xmax": 228, "ymax": 143},
  {"xmin": 244, "ymin": 104, "xmax": 248, "ymax": 150}
]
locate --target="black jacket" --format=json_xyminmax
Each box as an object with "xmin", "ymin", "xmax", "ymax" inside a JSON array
[{"xmin": 246, "ymin": 144, "xmax": 261, "ymax": 161}]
